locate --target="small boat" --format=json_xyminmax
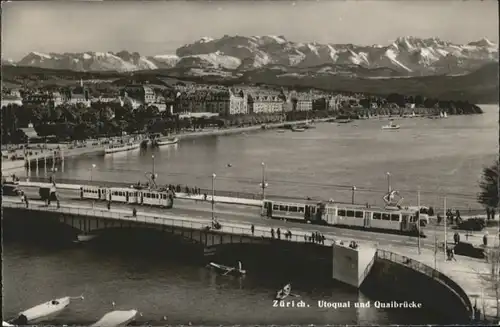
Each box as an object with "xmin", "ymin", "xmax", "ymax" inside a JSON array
[
  {"xmin": 382, "ymin": 120, "xmax": 400, "ymax": 130},
  {"xmin": 336, "ymin": 118, "xmax": 352, "ymax": 124},
  {"xmin": 275, "ymin": 283, "xmax": 292, "ymax": 300},
  {"xmin": 91, "ymin": 310, "xmax": 139, "ymax": 327},
  {"xmin": 10, "ymin": 295, "xmax": 84, "ymax": 324},
  {"xmin": 156, "ymin": 137, "xmax": 179, "ymax": 146},
  {"xmin": 208, "ymin": 261, "xmax": 246, "ymax": 276},
  {"xmin": 76, "ymin": 233, "xmax": 97, "ymax": 243},
  {"xmin": 291, "ymin": 127, "xmax": 306, "ymax": 132},
  {"xmin": 105, "ymin": 142, "xmax": 140, "ymax": 154}
]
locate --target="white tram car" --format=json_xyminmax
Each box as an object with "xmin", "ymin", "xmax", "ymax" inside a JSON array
[
  {"xmin": 80, "ymin": 185, "xmax": 174, "ymax": 207},
  {"xmin": 261, "ymin": 199, "xmax": 428, "ymax": 234}
]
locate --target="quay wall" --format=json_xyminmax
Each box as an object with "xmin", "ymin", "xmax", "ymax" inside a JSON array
[{"xmin": 362, "ymin": 250, "xmax": 472, "ymax": 323}]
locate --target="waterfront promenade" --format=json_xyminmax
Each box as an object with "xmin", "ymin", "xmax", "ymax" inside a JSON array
[
  {"xmin": 2, "ymin": 195, "xmax": 496, "ymax": 321},
  {"xmin": 1, "ymin": 118, "xmax": 321, "ymax": 174}
]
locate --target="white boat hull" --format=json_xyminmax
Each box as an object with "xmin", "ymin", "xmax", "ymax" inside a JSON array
[
  {"xmin": 16, "ymin": 296, "xmax": 71, "ymax": 324},
  {"xmin": 156, "ymin": 138, "xmax": 179, "ymax": 146},
  {"xmin": 105, "ymin": 143, "xmax": 140, "ymax": 154},
  {"xmin": 76, "ymin": 234, "xmax": 97, "ymax": 242},
  {"xmin": 91, "ymin": 310, "xmax": 138, "ymax": 327}
]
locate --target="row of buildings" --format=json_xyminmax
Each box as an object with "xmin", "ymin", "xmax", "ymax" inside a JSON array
[{"xmin": 2, "ymin": 81, "xmax": 356, "ymax": 117}]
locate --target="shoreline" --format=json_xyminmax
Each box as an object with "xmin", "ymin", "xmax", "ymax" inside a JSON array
[{"xmin": 1, "ymin": 118, "xmax": 325, "ymax": 174}]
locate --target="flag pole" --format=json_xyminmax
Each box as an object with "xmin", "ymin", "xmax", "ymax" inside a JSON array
[{"xmin": 444, "ymin": 196, "xmax": 447, "ymax": 260}]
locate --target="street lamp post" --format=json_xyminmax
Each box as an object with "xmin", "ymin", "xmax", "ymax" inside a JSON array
[
  {"xmin": 260, "ymin": 162, "xmax": 268, "ymax": 200},
  {"xmin": 211, "ymin": 173, "xmax": 216, "ymax": 225},
  {"xmin": 90, "ymin": 164, "xmax": 96, "ymax": 182},
  {"xmin": 91, "ymin": 164, "xmax": 96, "ymax": 208},
  {"xmin": 351, "ymin": 186, "xmax": 356, "ymax": 204},
  {"xmin": 417, "ymin": 186, "xmax": 421, "ymax": 254},
  {"xmin": 151, "ymin": 155, "xmax": 155, "ymax": 181}
]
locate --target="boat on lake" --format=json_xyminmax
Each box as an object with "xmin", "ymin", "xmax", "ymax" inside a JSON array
[
  {"xmin": 382, "ymin": 120, "xmax": 400, "ymax": 130},
  {"xmin": 10, "ymin": 295, "xmax": 84, "ymax": 325},
  {"xmin": 291, "ymin": 127, "xmax": 306, "ymax": 132},
  {"xmin": 275, "ymin": 283, "xmax": 292, "ymax": 300},
  {"xmin": 105, "ymin": 142, "xmax": 140, "ymax": 154},
  {"xmin": 156, "ymin": 137, "xmax": 179, "ymax": 146},
  {"xmin": 90, "ymin": 310, "xmax": 139, "ymax": 327},
  {"xmin": 208, "ymin": 261, "xmax": 246, "ymax": 276}
]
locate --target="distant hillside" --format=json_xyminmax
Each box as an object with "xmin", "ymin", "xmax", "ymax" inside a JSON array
[{"xmin": 2, "ymin": 63, "xmax": 498, "ymax": 103}]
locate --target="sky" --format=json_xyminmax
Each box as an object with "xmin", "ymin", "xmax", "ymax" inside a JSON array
[{"xmin": 2, "ymin": 0, "xmax": 499, "ymax": 60}]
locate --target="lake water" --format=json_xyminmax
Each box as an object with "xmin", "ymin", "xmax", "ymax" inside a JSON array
[{"xmin": 27, "ymin": 104, "xmax": 498, "ymax": 210}]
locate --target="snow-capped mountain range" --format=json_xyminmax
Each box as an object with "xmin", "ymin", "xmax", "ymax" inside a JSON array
[{"xmin": 5, "ymin": 35, "xmax": 498, "ymax": 77}]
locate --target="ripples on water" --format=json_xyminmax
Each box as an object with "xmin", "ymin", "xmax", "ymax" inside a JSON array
[{"xmin": 28, "ymin": 105, "xmax": 498, "ymax": 209}]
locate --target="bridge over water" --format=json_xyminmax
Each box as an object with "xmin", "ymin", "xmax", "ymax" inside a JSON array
[{"xmin": 2, "ymin": 197, "xmax": 475, "ymax": 322}]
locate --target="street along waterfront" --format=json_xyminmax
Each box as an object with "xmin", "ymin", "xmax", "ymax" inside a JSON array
[{"xmin": 22, "ymin": 104, "xmax": 498, "ymax": 211}]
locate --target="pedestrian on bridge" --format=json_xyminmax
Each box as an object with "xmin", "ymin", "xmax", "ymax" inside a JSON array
[
  {"xmin": 25, "ymin": 196, "xmax": 29, "ymax": 208},
  {"xmin": 271, "ymin": 228, "xmax": 275, "ymax": 239},
  {"xmin": 483, "ymin": 233, "xmax": 488, "ymax": 247},
  {"xmin": 454, "ymin": 232, "xmax": 460, "ymax": 245},
  {"xmin": 132, "ymin": 207, "xmax": 137, "ymax": 217},
  {"xmin": 276, "ymin": 228, "xmax": 281, "ymax": 240},
  {"xmin": 107, "ymin": 201, "xmax": 111, "ymax": 210},
  {"xmin": 251, "ymin": 224, "xmax": 255, "ymax": 235}
]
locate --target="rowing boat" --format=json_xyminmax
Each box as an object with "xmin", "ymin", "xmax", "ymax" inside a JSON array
[
  {"xmin": 208, "ymin": 261, "xmax": 246, "ymax": 276},
  {"xmin": 11, "ymin": 295, "xmax": 84, "ymax": 324},
  {"xmin": 275, "ymin": 283, "xmax": 291, "ymax": 300},
  {"xmin": 156, "ymin": 137, "xmax": 179, "ymax": 146},
  {"xmin": 90, "ymin": 310, "xmax": 139, "ymax": 327}
]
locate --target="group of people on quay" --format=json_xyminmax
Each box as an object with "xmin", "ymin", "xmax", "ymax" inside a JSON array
[
  {"xmin": 304, "ymin": 231, "xmax": 326, "ymax": 244},
  {"xmin": 269, "ymin": 227, "xmax": 294, "ymax": 241}
]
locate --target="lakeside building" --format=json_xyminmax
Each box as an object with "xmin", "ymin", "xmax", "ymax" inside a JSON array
[
  {"xmin": 247, "ymin": 90, "xmax": 286, "ymax": 114},
  {"xmin": 61, "ymin": 83, "xmax": 91, "ymax": 108},
  {"xmin": 121, "ymin": 85, "xmax": 156, "ymax": 104},
  {"xmin": 22, "ymin": 92, "xmax": 59, "ymax": 109},
  {"xmin": 1, "ymin": 93, "xmax": 23, "ymax": 108}
]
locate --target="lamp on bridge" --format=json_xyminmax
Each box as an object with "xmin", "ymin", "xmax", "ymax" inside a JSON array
[
  {"xmin": 351, "ymin": 186, "xmax": 356, "ymax": 204},
  {"xmin": 211, "ymin": 173, "xmax": 216, "ymax": 225},
  {"xmin": 151, "ymin": 155, "xmax": 156, "ymax": 180},
  {"xmin": 90, "ymin": 164, "xmax": 96, "ymax": 182},
  {"xmin": 386, "ymin": 172, "xmax": 391, "ymax": 193},
  {"xmin": 260, "ymin": 162, "xmax": 268, "ymax": 201}
]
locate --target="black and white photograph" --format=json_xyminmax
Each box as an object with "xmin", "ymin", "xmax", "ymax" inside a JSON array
[{"xmin": 1, "ymin": 0, "xmax": 499, "ymax": 325}]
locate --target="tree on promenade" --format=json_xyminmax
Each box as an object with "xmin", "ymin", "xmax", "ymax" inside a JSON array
[{"xmin": 478, "ymin": 160, "xmax": 499, "ymax": 209}]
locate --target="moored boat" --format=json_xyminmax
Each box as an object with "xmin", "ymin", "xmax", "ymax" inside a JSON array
[
  {"xmin": 381, "ymin": 120, "xmax": 400, "ymax": 130},
  {"xmin": 10, "ymin": 295, "xmax": 84, "ymax": 325},
  {"xmin": 208, "ymin": 261, "xmax": 246, "ymax": 276},
  {"xmin": 90, "ymin": 310, "xmax": 139, "ymax": 327},
  {"xmin": 275, "ymin": 283, "xmax": 292, "ymax": 300},
  {"xmin": 105, "ymin": 142, "xmax": 140, "ymax": 154},
  {"xmin": 76, "ymin": 233, "xmax": 98, "ymax": 243},
  {"xmin": 291, "ymin": 127, "xmax": 306, "ymax": 132},
  {"xmin": 156, "ymin": 137, "xmax": 179, "ymax": 146}
]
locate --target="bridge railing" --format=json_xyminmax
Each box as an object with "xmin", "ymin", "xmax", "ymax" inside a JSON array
[
  {"xmin": 3, "ymin": 200, "xmax": 369, "ymax": 250},
  {"xmin": 376, "ymin": 249, "xmax": 473, "ymax": 318}
]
